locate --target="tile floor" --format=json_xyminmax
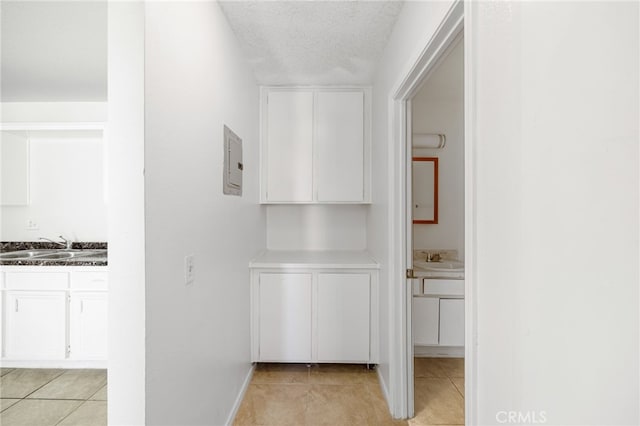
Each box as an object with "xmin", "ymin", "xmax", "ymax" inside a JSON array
[
  {"xmin": 0, "ymin": 368, "xmax": 107, "ymax": 426},
  {"xmin": 234, "ymin": 357, "xmax": 464, "ymax": 426}
]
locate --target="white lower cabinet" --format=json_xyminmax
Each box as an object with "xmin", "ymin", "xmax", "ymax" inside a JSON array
[
  {"xmin": 412, "ymin": 297, "xmax": 439, "ymax": 346},
  {"xmin": 4, "ymin": 291, "xmax": 67, "ymax": 359},
  {"xmin": 439, "ymin": 298, "xmax": 465, "ymax": 346},
  {"xmin": 317, "ymin": 273, "xmax": 370, "ymax": 362},
  {"xmin": 1, "ymin": 267, "xmax": 108, "ymax": 367},
  {"xmin": 258, "ymin": 273, "xmax": 312, "ymax": 362},
  {"xmin": 413, "ymin": 278, "xmax": 464, "ymax": 348},
  {"xmin": 252, "ymin": 268, "xmax": 378, "ymax": 364},
  {"xmin": 70, "ymin": 292, "xmax": 108, "ymax": 360}
]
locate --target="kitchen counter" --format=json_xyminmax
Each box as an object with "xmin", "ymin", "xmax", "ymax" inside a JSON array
[
  {"xmin": 250, "ymin": 250, "xmax": 379, "ymax": 269},
  {"xmin": 0, "ymin": 242, "xmax": 108, "ymax": 267}
]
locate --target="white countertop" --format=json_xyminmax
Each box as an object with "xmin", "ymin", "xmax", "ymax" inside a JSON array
[{"xmin": 249, "ymin": 250, "xmax": 380, "ymax": 269}]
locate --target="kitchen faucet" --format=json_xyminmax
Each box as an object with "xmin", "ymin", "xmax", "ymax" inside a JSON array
[{"xmin": 39, "ymin": 235, "xmax": 73, "ymax": 249}]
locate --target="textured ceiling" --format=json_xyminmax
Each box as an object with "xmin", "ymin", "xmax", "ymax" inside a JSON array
[
  {"xmin": 219, "ymin": 1, "xmax": 405, "ymax": 85},
  {"xmin": 1, "ymin": 1, "xmax": 107, "ymax": 102}
]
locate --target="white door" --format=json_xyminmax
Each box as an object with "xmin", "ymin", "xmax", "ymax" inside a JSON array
[
  {"xmin": 5, "ymin": 291, "xmax": 67, "ymax": 359},
  {"xmin": 70, "ymin": 292, "xmax": 108, "ymax": 359},
  {"xmin": 316, "ymin": 91, "xmax": 364, "ymax": 202},
  {"xmin": 317, "ymin": 273, "xmax": 370, "ymax": 362},
  {"xmin": 259, "ymin": 273, "xmax": 312, "ymax": 362},
  {"xmin": 265, "ymin": 91, "xmax": 313, "ymax": 202},
  {"xmin": 439, "ymin": 298, "xmax": 465, "ymax": 346}
]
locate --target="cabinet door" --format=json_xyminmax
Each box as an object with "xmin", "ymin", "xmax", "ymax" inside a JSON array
[
  {"xmin": 265, "ymin": 91, "xmax": 313, "ymax": 202},
  {"xmin": 70, "ymin": 292, "xmax": 108, "ymax": 359},
  {"xmin": 316, "ymin": 91, "xmax": 364, "ymax": 202},
  {"xmin": 439, "ymin": 298, "xmax": 465, "ymax": 346},
  {"xmin": 5, "ymin": 291, "xmax": 66, "ymax": 359},
  {"xmin": 259, "ymin": 273, "xmax": 312, "ymax": 361},
  {"xmin": 317, "ymin": 273, "xmax": 370, "ymax": 362},
  {"xmin": 413, "ymin": 297, "xmax": 439, "ymax": 346}
]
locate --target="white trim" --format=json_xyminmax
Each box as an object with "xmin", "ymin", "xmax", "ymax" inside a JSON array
[
  {"xmin": 414, "ymin": 345, "xmax": 465, "ymax": 358},
  {"xmin": 463, "ymin": 1, "xmax": 478, "ymax": 424},
  {"xmin": 0, "ymin": 122, "xmax": 106, "ymax": 131},
  {"xmin": 225, "ymin": 364, "xmax": 255, "ymax": 426},
  {"xmin": 387, "ymin": 0, "xmax": 466, "ymax": 420},
  {"xmin": 0, "ymin": 359, "xmax": 107, "ymax": 369}
]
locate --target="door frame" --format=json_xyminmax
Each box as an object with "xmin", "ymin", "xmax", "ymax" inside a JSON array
[{"xmin": 388, "ymin": 0, "xmax": 476, "ymax": 421}]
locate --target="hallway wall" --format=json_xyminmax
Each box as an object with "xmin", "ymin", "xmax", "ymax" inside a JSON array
[
  {"xmin": 144, "ymin": 2, "xmax": 265, "ymax": 425},
  {"xmin": 368, "ymin": 0, "xmax": 456, "ymax": 415},
  {"xmin": 470, "ymin": 2, "xmax": 639, "ymax": 424}
]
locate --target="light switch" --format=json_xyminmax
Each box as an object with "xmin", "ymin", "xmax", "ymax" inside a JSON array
[
  {"xmin": 185, "ymin": 255, "xmax": 195, "ymax": 285},
  {"xmin": 223, "ymin": 125, "xmax": 242, "ymax": 196}
]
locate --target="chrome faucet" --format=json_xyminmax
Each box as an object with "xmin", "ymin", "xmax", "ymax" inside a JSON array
[
  {"xmin": 425, "ymin": 252, "xmax": 441, "ymax": 262},
  {"xmin": 39, "ymin": 235, "xmax": 73, "ymax": 249}
]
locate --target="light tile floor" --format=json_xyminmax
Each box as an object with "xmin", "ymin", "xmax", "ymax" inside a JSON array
[
  {"xmin": 0, "ymin": 368, "xmax": 107, "ymax": 426},
  {"xmin": 234, "ymin": 358, "xmax": 464, "ymax": 426}
]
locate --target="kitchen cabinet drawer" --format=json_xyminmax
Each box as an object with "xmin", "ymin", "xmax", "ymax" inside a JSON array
[
  {"xmin": 71, "ymin": 271, "xmax": 108, "ymax": 290},
  {"xmin": 5, "ymin": 272, "xmax": 68, "ymax": 290}
]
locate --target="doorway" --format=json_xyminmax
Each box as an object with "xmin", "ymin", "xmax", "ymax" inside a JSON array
[{"xmin": 387, "ymin": 0, "xmax": 471, "ymax": 420}]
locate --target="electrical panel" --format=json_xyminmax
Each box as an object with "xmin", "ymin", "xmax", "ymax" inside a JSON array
[{"xmin": 223, "ymin": 125, "xmax": 242, "ymax": 196}]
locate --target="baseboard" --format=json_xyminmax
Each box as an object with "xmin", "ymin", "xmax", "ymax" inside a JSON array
[
  {"xmin": 377, "ymin": 367, "xmax": 393, "ymax": 417},
  {"xmin": 225, "ymin": 363, "xmax": 256, "ymax": 426},
  {"xmin": 414, "ymin": 345, "xmax": 464, "ymax": 358},
  {"xmin": 0, "ymin": 359, "xmax": 107, "ymax": 369}
]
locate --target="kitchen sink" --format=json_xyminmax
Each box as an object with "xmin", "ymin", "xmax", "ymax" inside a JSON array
[
  {"xmin": 0, "ymin": 250, "xmax": 53, "ymax": 259},
  {"xmin": 0, "ymin": 249, "xmax": 105, "ymax": 261}
]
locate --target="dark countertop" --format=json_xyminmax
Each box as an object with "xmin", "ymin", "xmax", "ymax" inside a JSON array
[{"xmin": 0, "ymin": 242, "xmax": 108, "ymax": 267}]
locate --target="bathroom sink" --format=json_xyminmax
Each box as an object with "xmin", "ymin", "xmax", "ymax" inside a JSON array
[{"xmin": 414, "ymin": 260, "xmax": 464, "ymax": 272}]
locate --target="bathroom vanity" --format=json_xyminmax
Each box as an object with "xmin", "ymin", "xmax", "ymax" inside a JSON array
[{"xmin": 412, "ymin": 252, "xmax": 465, "ymax": 357}]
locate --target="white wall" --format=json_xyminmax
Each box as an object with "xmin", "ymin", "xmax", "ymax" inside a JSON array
[
  {"xmin": 107, "ymin": 2, "xmax": 146, "ymax": 424},
  {"xmin": 412, "ymin": 42, "xmax": 464, "ymax": 257},
  {"xmin": 469, "ymin": 2, "xmax": 639, "ymax": 424},
  {"xmin": 1, "ymin": 131, "xmax": 107, "ymax": 242},
  {"xmin": 267, "ymin": 205, "xmax": 367, "ymax": 250},
  {"xmin": 368, "ymin": 0, "xmax": 455, "ymax": 415},
  {"xmin": 144, "ymin": 2, "xmax": 265, "ymax": 425}
]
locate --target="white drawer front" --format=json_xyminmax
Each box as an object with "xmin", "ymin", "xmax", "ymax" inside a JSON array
[
  {"xmin": 422, "ymin": 279, "xmax": 464, "ymax": 296},
  {"xmin": 5, "ymin": 272, "xmax": 68, "ymax": 290},
  {"xmin": 71, "ymin": 271, "xmax": 108, "ymax": 290}
]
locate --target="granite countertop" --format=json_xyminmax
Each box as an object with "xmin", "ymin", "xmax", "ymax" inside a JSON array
[{"xmin": 0, "ymin": 242, "xmax": 108, "ymax": 267}]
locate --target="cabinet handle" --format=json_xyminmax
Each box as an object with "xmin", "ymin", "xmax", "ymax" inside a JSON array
[
  {"xmin": 80, "ymin": 300, "xmax": 84, "ymax": 313},
  {"xmin": 15, "ymin": 299, "xmax": 18, "ymax": 312}
]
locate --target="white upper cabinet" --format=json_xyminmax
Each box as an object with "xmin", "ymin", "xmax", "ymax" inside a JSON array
[
  {"xmin": 316, "ymin": 91, "xmax": 364, "ymax": 202},
  {"xmin": 265, "ymin": 91, "xmax": 314, "ymax": 202},
  {"xmin": 261, "ymin": 88, "xmax": 370, "ymax": 204}
]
